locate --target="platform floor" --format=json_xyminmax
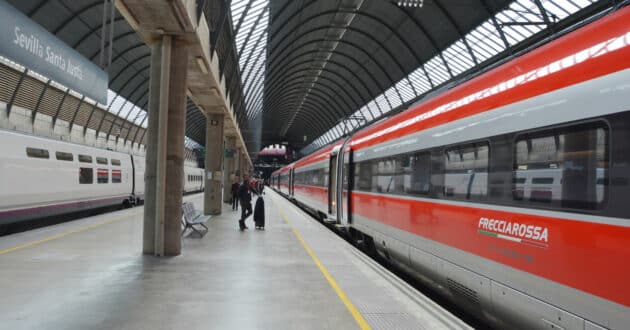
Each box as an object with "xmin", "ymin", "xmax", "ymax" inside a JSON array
[{"xmin": 0, "ymin": 190, "xmax": 470, "ymax": 330}]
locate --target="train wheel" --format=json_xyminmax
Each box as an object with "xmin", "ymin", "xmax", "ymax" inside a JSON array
[{"xmin": 123, "ymin": 197, "xmax": 135, "ymax": 208}]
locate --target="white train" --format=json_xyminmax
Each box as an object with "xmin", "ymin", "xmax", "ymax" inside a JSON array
[{"xmin": 0, "ymin": 130, "xmax": 204, "ymax": 226}]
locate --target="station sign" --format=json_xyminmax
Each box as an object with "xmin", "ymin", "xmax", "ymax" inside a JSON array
[{"xmin": 0, "ymin": 0, "xmax": 108, "ymax": 104}]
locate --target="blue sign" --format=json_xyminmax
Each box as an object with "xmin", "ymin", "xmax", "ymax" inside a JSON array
[{"xmin": 0, "ymin": 0, "xmax": 108, "ymax": 104}]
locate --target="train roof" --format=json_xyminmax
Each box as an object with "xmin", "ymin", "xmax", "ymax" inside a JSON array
[
  {"xmin": 293, "ymin": 140, "xmax": 345, "ymax": 169},
  {"xmin": 272, "ymin": 162, "xmax": 294, "ymax": 175}
]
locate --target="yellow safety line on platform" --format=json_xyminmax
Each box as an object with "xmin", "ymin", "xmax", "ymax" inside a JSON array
[
  {"xmin": 274, "ymin": 200, "xmax": 372, "ymax": 330},
  {"xmin": 0, "ymin": 210, "xmax": 142, "ymax": 256}
]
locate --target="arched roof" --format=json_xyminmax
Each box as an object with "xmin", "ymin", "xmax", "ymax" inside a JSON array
[
  {"xmin": 262, "ymin": 0, "xmax": 513, "ymax": 150},
  {"xmin": 258, "ymin": 0, "xmax": 611, "ymax": 153}
]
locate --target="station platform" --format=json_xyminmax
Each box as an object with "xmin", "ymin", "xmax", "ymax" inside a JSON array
[{"xmin": 0, "ymin": 190, "xmax": 470, "ymax": 330}]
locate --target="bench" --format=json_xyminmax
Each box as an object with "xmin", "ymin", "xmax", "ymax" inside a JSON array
[{"xmin": 181, "ymin": 202, "xmax": 210, "ymax": 237}]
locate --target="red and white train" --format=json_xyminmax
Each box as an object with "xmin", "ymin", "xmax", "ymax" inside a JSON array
[
  {"xmin": 273, "ymin": 6, "xmax": 630, "ymax": 330},
  {"xmin": 0, "ymin": 130, "xmax": 204, "ymax": 226}
]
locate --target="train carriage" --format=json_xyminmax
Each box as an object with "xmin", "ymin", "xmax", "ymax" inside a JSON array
[
  {"xmin": 0, "ymin": 130, "xmax": 137, "ymax": 224},
  {"xmin": 0, "ymin": 130, "xmax": 205, "ymax": 226}
]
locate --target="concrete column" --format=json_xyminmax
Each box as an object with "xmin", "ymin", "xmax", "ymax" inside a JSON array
[
  {"xmin": 163, "ymin": 38, "xmax": 188, "ymax": 255},
  {"xmin": 143, "ymin": 40, "xmax": 162, "ymax": 255},
  {"xmin": 204, "ymin": 113, "xmax": 223, "ymax": 215},
  {"xmin": 223, "ymin": 136, "xmax": 236, "ymax": 202},
  {"xmin": 143, "ymin": 35, "xmax": 188, "ymax": 256}
]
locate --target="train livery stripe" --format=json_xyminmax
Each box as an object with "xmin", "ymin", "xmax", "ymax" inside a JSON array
[
  {"xmin": 0, "ymin": 195, "xmax": 130, "ymax": 224},
  {"xmin": 477, "ymin": 229, "xmax": 548, "ymax": 248},
  {"xmin": 350, "ymin": 191, "xmax": 630, "ymax": 307}
]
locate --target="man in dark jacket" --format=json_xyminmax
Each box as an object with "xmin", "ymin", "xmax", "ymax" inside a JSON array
[
  {"xmin": 238, "ymin": 174, "xmax": 253, "ymax": 230},
  {"xmin": 231, "ymin": 178, "xmax": 239, "ymax": 211}
]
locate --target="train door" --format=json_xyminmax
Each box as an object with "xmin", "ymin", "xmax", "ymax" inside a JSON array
[
  {"xmin": 130, "ymin": 155, "xmax": 136, "ymax": 196},
  {"xmin": 338, "ymin": 138, "xmax": 352, "ymax": 226},
  {"xmin": 328, "ymin": 154, "xmax": 338, "ymax": 219},
  {"xmin": 289, "ymin": 168, "xmax": 294, "ymax": 197}
]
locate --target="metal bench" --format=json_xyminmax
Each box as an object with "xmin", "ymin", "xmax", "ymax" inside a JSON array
[{"xmin": 181, "ymin": 202, "xmax": 210, "ymax": 237}]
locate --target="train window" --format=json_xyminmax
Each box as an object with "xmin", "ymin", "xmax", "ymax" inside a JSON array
[
  {"xmin": 531, "ymin": 177, "xmax": 554, "ymax": 184},
  {"xmin": 312, "ymin": 168, "xmax": 325, "ymax": 187},
  {"xmin": 111, "ymin": 159, "xmax": 121, "ymax": 166},
  {"xmin": 294, "ymin": 171, "xmax": 303, "ymax": 185},
  {"xmin": 295, "ymin": 168, "xmax": 326, "ymax": 187},
  {"xmin": 79, "ymin": 154, "xmax": 92, "ymax": 163},
  {"xmin": 112, "ymin": 169, "xmax": 121, "ymax": 183},
  {"xmin": 97, "ymin": 169, "xmax": 109, "ymax": 183},
  {"xmin": 26, "ymin": 147, "xmax": 49, "ymax": 159},
  {"xmin": 513, "ymin": 123, "xmax": 608, "ymax": 210},
  {"xmin": 406, "ymin": 152, "xmax": 431, "ymax": 195},
  {"xmin": 354, "ymin": 161, "xmax": 374, "ymax": 191},
  {"xmin": 96, "ymin": 157, "xmax": 108, "ymax": 165},
  {"xmin": 444, "ymin": 143, "xmax": 489, "ymax": 200},
  {"xmin": 55, "ymin": 151, "xmax": 73, "ymax": 161},
  {"xmin": 375, "ymin": 156, "xmax": 406, "ymax": 194},
  {"xmin": 79, "ymin": 168, "xmax": 93, "ymax": 184}
]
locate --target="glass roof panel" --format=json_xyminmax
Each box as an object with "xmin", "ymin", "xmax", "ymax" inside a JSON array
[
  {"xmin": 385, "ymin": 87, "xmax": 403, "ymax": 109},
  {"xmin": 442, "ymin": 40, "xmax": 475, "ymax": 76},
  {"xmin": 231, "ymin": 0, "xmax": 270, "ymax": 121},
  {"xmin": 408, "ymin": 68, "xmax": 432, "ymax": 94},
  {"xmin": 425, "ymin": 57, "xmax": 451, "ymax": 86},
  {"xmin": 395, "ymin": 79, "xmax": 416, "ymax": 103}
]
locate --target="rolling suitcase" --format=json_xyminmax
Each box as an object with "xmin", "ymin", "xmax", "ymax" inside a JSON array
[{"xmin": 254, "ymin": 197, "xmax": 265, "ymax": 229}]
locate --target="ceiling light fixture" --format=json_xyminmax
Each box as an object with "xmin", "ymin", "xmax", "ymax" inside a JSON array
[{"xmin": 396, "ymin": 0, "xmax": 423, "ymax": 8}]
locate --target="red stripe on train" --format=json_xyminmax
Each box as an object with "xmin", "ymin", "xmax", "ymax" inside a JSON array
[{"xmin": 351, "ymin": 191, "xmax": 630, "ymax": 307}]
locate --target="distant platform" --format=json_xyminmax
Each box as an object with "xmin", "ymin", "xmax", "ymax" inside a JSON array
[{"xmin": 0, "ymin": 191, "xmax": 469, "ymax": 329}]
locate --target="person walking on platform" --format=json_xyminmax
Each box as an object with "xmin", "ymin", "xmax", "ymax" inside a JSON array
[
  {"xmin": 231, "ymin": 178, "xmax": 239, "ymax": 211},
  {"xmin": 238, "ymin": 174, "xmax": 254, "ymax": 230}
]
